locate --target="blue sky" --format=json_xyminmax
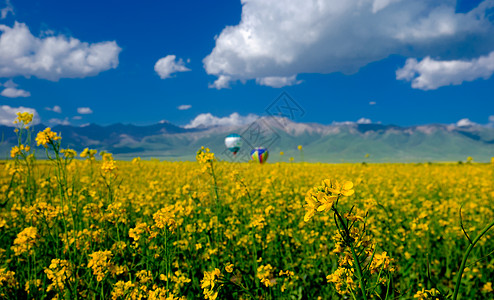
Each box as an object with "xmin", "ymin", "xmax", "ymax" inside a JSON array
[{"xmin": 0, "ymin": 0, "xmax": 493, "ymax": 128}]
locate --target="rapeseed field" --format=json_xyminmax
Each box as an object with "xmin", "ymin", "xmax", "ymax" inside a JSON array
[{"xmin": 1, "ymin": 113, "xmax": 493, "ymax": 299}]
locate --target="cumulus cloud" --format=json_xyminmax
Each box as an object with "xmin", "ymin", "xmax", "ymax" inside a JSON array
[
  {"xmin": 1, "ymin": 0, "xmax": 13, "ymax": 19},
  {"xmin": 456, "ymin": 118, "xmax": 478, "ymax": 127},
  {"xmin": 204, "ymin": 0, "xmax": 494, "ymax": 88},
  {"xmin": 209, "ymin": 75, "xmax": 232, "ymax": 89},
  {"xmin": 1, "ymin": 87, "xmax": 30, "ymax": 97},
  {"xmin": 255, "ymin": 75, "xmax": 302, "ymax": 88},
  {"xmin": 77, "ymin": 107, "xmax": 93, "ymax": 114},
  {"xmin": 0, "ymin": 79, "xmax": 30, "ymax": 97},
  {"xmin": 0, "ymin": 22, "xmax": 121, "ymax": 81},
  {"xmin": 177, "ymin": 104, "xmax": 191, "ymax": 110},
  {"xmin": 0, "ymin": 105, "xmax": 39, "ymax": 126},
  {"xmin": 154, "ymin": 55, "xmax": 190, "ymax": 79},
  {"xmin": 396, "ymin": 51, "xmax": 494, "ymax": 90},
  {"xmin": 184, "ymin": 112, "xmax": 259, "ymax": 129},
  {"xmin": 45, "ymin": 105, "xmax": 62, "ymax": 113},
  {"xmin": 357, "ymin": 118, "xmax": 372, "ymax": 124}
]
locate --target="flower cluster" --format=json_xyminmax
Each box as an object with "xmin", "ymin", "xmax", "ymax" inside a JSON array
[
  {"xmin": 257, "ymin": 264, "xmax": 276, "ymax": 287},
  {"xmin": 10, "ymin": 144, "xmax": 30, "ymax": 158},
  {"xmin": 101, "ymin": 153, "xmax": 117, "ymax": 173},
  {"xmin": 413, "ymin": 288, "xmax": 441, "ymax": 299},
  {"xmin": 61, "ymin": 149, "xmax": 77, "ymax": 159},
  {"xmin": 152, "ymin": 206, "xmax": 177, "ymax": 232},
  {"xmin": 201, "ymin": 268, "xmax": 222, "ymax": 300},
  {"xmin": 13, "ymin": 112, "xmax": 33, "ymax": 126},
  {"xmin": 87, "ymin": 250, "xmax": 113, "ymax": 282},
  {"xmin": 304, "ymin": 179, "xmax": 354, "ymax": 222},
  {"xmin": 11, "ymin": 226, "xmax": 38, "ymax": 256},
  {"xmin": 80, "ymin": 148, "xmax": 98, "ymax": 159},
  {"xmin": 35, "ymin": 127, "xmax": 61, "ymax": 148},
  {"xmin": 44, "ymin": 259, "xmax": 73, "ymax": 293}
]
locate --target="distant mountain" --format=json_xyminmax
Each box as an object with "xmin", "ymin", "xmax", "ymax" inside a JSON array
[{"xmin": 1, "ymin": 117, "xmax": 494, "ymax": 162}]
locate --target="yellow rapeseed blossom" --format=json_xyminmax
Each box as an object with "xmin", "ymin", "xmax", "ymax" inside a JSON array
[
  {"xmin": 61, "ymin": 149, "xmax": 77, "ymax": 158},
  {"xmin": 111, "ymin": 280, "xmax": 134, "ymax": 300},
  {"xmin": 87, "ymin": 250, "xmax": 113, "ymax": 282},
  {"xmin": 201, "ymin": 268, "xmax": 222, "ymax": 300},
  {"xmin": 152, "ymin": 206, "xmax": 177, "ymax": 232},
  {"xmin": 413, "ymin": 288, "xmax": 441, "ymax": 299},
  {"xmin": 13, "ymin": 112, "xmax": 33, "ymax": 125},
  {"xmin": 257, "ymin": 264, "xmax": 276, "ymax": 287},
  {"xmin": 35, "ymin": 127, "xmax": 61, "ymax": 147},
  {"xmin": 225, "ymin": 263, "xmax": 234, "ymax": 273},
  {"xmin": 482, "ymin": 282, "xmax": 493, "ymax": 293},
  {"xmin": 0, "ymin": 268, "xmax": 17, "ymax": 289},
  {"xmin": 80, "ymin": 148, "xmax": 98, "ymax": 159},
  {"xmin": 304, "ymin": 179, "xmax": 354, "ymax": 222},
  {"xmin": 44, "ymin": 259, "xmax": 73, "ymax": 293},
  {"xmin": 11, "ymin": 226, "xmax": 38, "ymax": 256},
  {"xmin": 101, "ymin": 153, "xmax": 117, "ymax": 173}
]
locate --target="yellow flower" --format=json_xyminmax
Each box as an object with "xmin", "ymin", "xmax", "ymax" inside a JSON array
[
  {"xmin": 35, "ymin": 128, "xmax": 61, "ymax": 147},
  {"xmin": 13, "ymin": 112, "xmax": 33, "ymax": 125},
  {"xmin": 304, "ymin": 179, "xmax": 354, "ymax": 222},
  {"xmin": 101, "ymin": 153, "xmax": 117, "ymax": 173},
  {"xmin": 298, "ymin": 145, "xmax": 303, "ymax": 151},
  {"xmin": 201, "ymin": 268, "xmax": 222, "ymax": 300},
  {"xmin": 10, "ymin": 146, "xmax": 21, "ymax": 158},
  {"xmin": 257, "ymin": 264, "xmax": 276, "ymax": 287},
  {"xmin": 482, "ymin": 282, "xmax": 493, "ymax": 293},
  {"xmin": 225, "ymin": 263, "xmax": 234, "ymax": 273},
  {"xmin": 87, "ymin": 250, "xmax": 113, "ymax": 282},
  {"xmin": 11, "ymin": 226, "xmax": 38, "ymax": 256},
  {"xmin": 10, "ymin": 145, "xmax": 30, "ymax": 158},
  {"xmin": 44, "ymin": 259, "xmax": 73, "ymax": 292},
  {"xmin": 327, "ymin": 180, "xmax": 355, "ymax": 197},
  {"xmin": 61, "ymin": 149, "xmax": 77, "ymax": 158},
  {"xmin": 80, "ymin": 148, "xmax": 97, "ymax": 159},
  {"xmin": 0, "ymin": 268, "xmax": 17, "ymax": 289}
]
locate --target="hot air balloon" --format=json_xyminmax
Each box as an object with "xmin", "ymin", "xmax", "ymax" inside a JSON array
[
  {"xmin": 225, "ymin": 133, "xmax": 242, "ymax": 155},
  {"xmin": 251, "ymin": 147, "xmax": 269, "ymax": 164}
]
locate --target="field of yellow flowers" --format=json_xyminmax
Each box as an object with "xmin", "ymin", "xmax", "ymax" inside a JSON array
[{"xmin": 1, "ymin": 114, "xmax": 493, "ymax": 299}]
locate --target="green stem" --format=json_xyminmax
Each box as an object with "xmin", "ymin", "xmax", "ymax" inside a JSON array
[
  {"xmin": 334, "ymin": 207, "xmax": 368, "ymax": 300},
  {"xmin": 452, "ymin": 219, "xmax": 494, "ymax": 300}
]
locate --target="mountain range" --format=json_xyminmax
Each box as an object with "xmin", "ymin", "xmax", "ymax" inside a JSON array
[{"xmin": 1, "ymin": 117, "xmax": 494, "ymax": 163}]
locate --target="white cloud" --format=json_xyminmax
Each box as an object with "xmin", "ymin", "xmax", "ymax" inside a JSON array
[
  {"xmin": 154, "ymin": 55, "xmax": 190, "ymax": 79},
  {"xmin": 1, "ymin": 87, "xmax": 30, "ymax": 97},
  {"xmin": 357, "ymin": 118, "xmax": 372, "ymax": 124},
  {"xmin": 77, "ymin": 107, "xmax": 93, "ymax": 114},
  {"xmin": 72, "ymin": 115, "xmax": 82, "ymax": 120},
  {"xmin": 489, "ymin": 115, "xmax": 494, "ymax": 123},
  {"xmin": 203, "ymin": 0, "xmax": 494, "ymax": 88},
  {"xmin": 184, "ymin": 112, "xmax": 259, "ymax": 128},
  {"xmin": 456, "ymin": 118, "xmax": 478, "ymax": 127},
  {"xmin": 0, "ymin": 22, "xmax": 121, "ymax": 81},
  {"xmin": 396, "ymin": 51, "xmax": 494, "ymax": 90},
  {"xmin": 255, "ymin": 75, "xmax": 302, "ymax": 88},
  {"xmin": 369, "ymin": 101, "xmax": 376, "ymax": 105},
  {"xmin": 177, "ymin": 104, "xmax": 192, "ymax": 110},
  {"xmin": 45, "ymin": 105, "xmax": 62, "ymax": 113},
  {"xmin": 1, "ymin": 0, "xmax": 13, "ymax": 19},
  {"xmin": 49, "ymin": 117, "xmax": 70, "ymax": 126},
  {"xmin": 0, "ymin": 105, "xmax": 39, "ymax": 126},
  {"xmin": 209, "ymin": 75, "xmax": 232, "ymax": 89},
  {"xmin": 0, "ymin": 79, "xmax": 30, "ymax": 97}
]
